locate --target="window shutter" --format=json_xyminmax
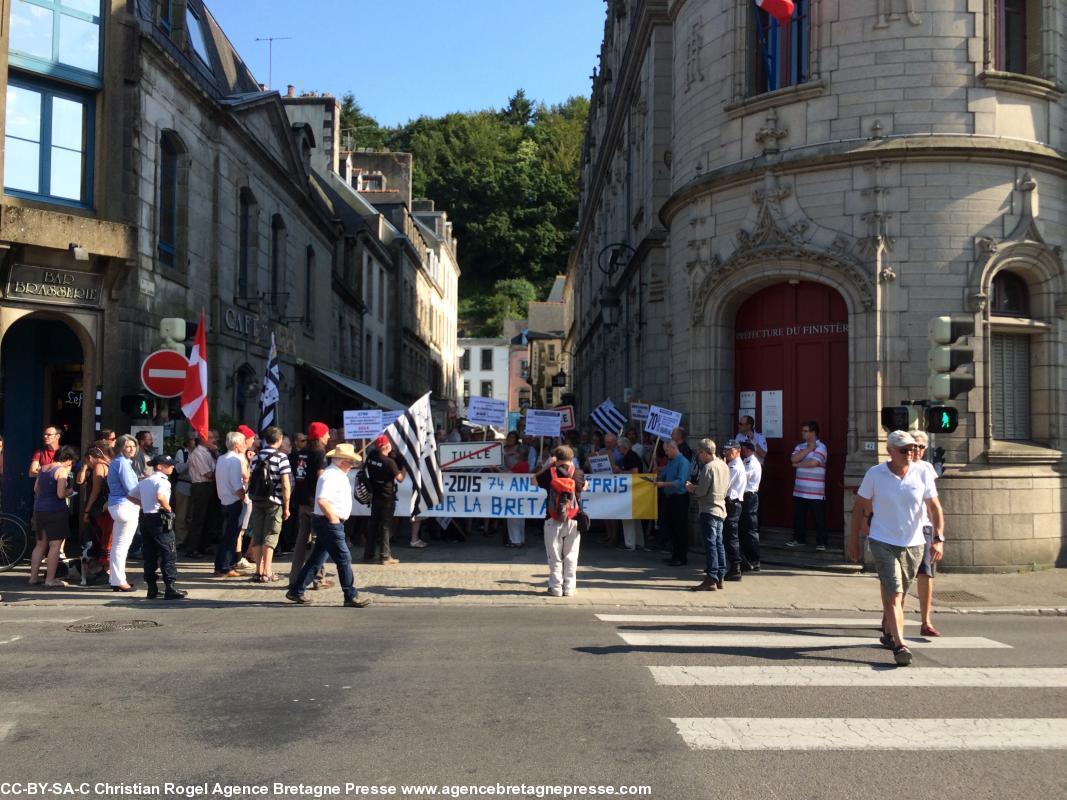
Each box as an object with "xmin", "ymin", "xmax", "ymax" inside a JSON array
[{"xmin": 991, "ymin": 333, "xmax": 1031, "ymax": 440}]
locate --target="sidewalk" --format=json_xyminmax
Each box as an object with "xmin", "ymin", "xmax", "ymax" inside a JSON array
[{"xmin": 2, "ymin": 535, "xmax": 1065, "ymax": 615}]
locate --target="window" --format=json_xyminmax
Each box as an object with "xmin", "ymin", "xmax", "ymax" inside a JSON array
[
  {"xmin": 237, "ymin": 188, "xmax": 256, "ymax": 297},
  {"xmin": 463, "ymin": 380, "xmax": 470, "ymax": 398},
  {"xmin": 996, "ymin": 0, "xmax": 1042, "ymax": 75},
  {"xmin": 547, "ymin": 344, "xmax": 557, "ymax": 362},
  {"xmin": 991, "ymin": 333, "xmax": 1030, "ymax": 440},
  {"xmin": 156, "ymin": 131, "xmax": 187, "ymax": 269},
  {"xmin": 270, "ymin": 214, "xmax": 286, "ymax": 312},
  {"xmin": 460, "ymin": 350, "xmax": 470, "ymax": 371},
  {"xmin": 377, "ymin": 340, "xmax": 384, "ymax": 389},
  {"xmin": 364, "ymin": 333, "xmax": 372, "ymax": 382},
  {"xmin": 4, "ymin": 78, "xmax": 92, "ymax": 205},
  {"xmin": 378, "ymin": 265, "xmax": 385, "ymax": 318},
  {"xmin": 160, "ymin": 0, "xmax": 173, "ymax": 32},
  {"xmin": 991, "ymin": 270, "xmax": 1030, "ymax": 316},
  {"xmin": 749, "ymin": 0, "xmax": 809, "ymax": 95},
  {"xmin": 481, "ymin": 348, "xmax": 493, "ymax": 371},
  {"xmin": 481, "ymin": 380, "xmax": 493, "ymax": 398},
  {"xmin": 304, "ymin": 246, "xmax": 315, "ymax": 327},
  {"xmin": 366, "ymin": 261, "xmax": 375, "ymax": 316},
  {"xmin": 185, "ymin": 5, "xmax": 212, "ymax": 66},
  {"xmin": 9, "ymin": 0, "xmax": 102, "ymax": 85}
]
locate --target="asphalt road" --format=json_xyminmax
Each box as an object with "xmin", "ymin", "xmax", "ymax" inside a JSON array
[{"xmin": 1, "ymin": 605, "xmax": 1065, "ymax": 800}]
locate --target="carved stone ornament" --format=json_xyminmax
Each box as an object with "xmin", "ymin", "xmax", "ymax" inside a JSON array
[
  {"xmin": 874, "ymin": 0, "xmax": 922, "ymax": 29},
  {"xmin": 755, "ymin": 107, "xmax": 789, "ymax": 153},
  {"xmin": 684, "ymin": 19, "xmax": 705, "ymax": 93},
  {"xmin": 689, "ymin": 172, "xmax": 873, "ymax": 323}
]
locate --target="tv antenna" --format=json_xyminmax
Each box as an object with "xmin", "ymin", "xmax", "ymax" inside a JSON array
[{"xmin": 255, "ymin": 35, "xmax": 293, "ymax": 90}]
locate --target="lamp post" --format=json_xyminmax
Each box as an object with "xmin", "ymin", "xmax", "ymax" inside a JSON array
[{"xmin": 596, "ymin": 243, "xmax": 634, "ymax": 330}]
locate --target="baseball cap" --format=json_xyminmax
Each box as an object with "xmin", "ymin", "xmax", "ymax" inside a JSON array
[
  {"xmin": 307, "ymin": 421, "xmax": 329, "ymax": 440},
  {"xmin": 887, "ymin": 430, "xmax": 917, "ymax": 449},
  {"xmin": 374, "ymin": 435, "xmax": 390, "ymax": 448},
  {"xmin": 151, "ymin": 454, "xmax": 176, "ymax": 467},
  {"xmin": 237, "ymin": 424, "xmax": 256, "ymax": 440},
  {"xmin": 739, "ymin": 440, "xmax": 756, "ymax": 451},
  {"xmin": 724, "ymin": 439, "xmax": 741, "ymax": 450}
]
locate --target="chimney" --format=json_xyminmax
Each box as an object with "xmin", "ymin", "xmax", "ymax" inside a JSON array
[{"xmin": 287, "ymin": 84, "xmax": 296, "ymax": 98}]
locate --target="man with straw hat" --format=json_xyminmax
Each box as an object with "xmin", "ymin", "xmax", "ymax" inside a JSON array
[{"xmin": 286, "ymin": 442, "xmax": 372, "ymax": 607}]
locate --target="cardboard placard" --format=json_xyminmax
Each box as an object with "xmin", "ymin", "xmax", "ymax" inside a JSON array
[
  {"xmin": 467, "ymin": 396, "xmax": 508, "ymax": 428},
  {"xmin": 343, "ymin": 409, "xmax": 383, "ymax": 440},
  {"xmin": 643, "ymin": 405, "xmax": 682, "ymax": 440},
  {"xmin": 524, "ymin": 409, "xmax": 562, "ymax": 438},
  {"xmin": 629, "ymin": 402, "xmax": 650, "ymax": 421},
  {"xmin": 588, "ymin": 454, "xmax": 614, "ymax": 474},
  {"xmin": 555, "ymin": 404, "xmax": 575, "ymax": 432}
]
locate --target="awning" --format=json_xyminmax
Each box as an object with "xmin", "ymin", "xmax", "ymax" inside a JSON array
[{"xmin": 300, "ymin": 362, "xmax": 405, "ymax": 410}]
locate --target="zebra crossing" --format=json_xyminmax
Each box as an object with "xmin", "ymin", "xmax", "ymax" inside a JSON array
[{"xmin": 593, "ymin": 612, "xmax": 1067, "ymax": 752}]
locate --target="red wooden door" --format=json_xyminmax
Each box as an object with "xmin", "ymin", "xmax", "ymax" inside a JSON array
[{"xmin": 734, "ymin": 282, "xmax": 849, "ymax": 532}]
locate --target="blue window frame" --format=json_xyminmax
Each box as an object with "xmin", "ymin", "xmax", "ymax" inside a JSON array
[
  {"xmin": 185, "ymin": 5, "xmax": 212, "ymax": 66},
  {"xmin": 160, "ymin": 0, "xmax": 173, "ymax": 33},
  {"xmin": 8, "ymin": 0, "xmax": 103, "ymax": 89},
  {"xmin": 750, "ymin": 0, "xmax": 809, "ymax": 95},
  {"xmin": 4, "ymin": 76, "xmax": 93, "ymax": 206},
  {"xmin": 157, "ymin": 134, "xmax": 179, "ymax": 268}
]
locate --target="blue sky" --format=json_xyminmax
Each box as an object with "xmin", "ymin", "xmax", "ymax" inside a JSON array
[{"xmin": 207, "ymin": 0, "xmax": 606, "ymax": 126}]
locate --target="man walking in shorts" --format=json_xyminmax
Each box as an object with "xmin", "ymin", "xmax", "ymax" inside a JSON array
[{"xmin": 848, "ymin": 431, "xmax": 944, "ymax": 666}]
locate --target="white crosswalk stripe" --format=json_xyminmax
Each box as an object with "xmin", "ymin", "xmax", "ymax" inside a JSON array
[
  {"xmin": 617, "ymin": 631, "xmax": 1011, "ymax": 649},
  {"xmin": 670, "ymin": 718, "xmax": 1067, "ymax": 751},
  {"xmin": 593, "ymin": 612, "xmax": 1063, "ymax": 753},
  {"xmin": 650, "ymin": 665, "xmax": 1067, "ymax": 687}
]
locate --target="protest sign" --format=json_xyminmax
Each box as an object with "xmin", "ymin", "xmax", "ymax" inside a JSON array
[
  {"xmin": 467, "ymin": 396, "xmax": 508, "ymax": 428},
  {"xmin": 628, "ymin": 402, "xmax": 650, "ymax": 422},
  {"xmin": 439, "ymin": 441, "xmax": 503, "ymax": 470},
  {"xmin": 524, "ymin": 409, "xmax": 562, "ymax": 438},
  {"xmin": 343, "ymin": 409, "xmax": 382, "ymax": 440},
  {"xmin": 555, "ymin": 405, "xmax": 575, "ymax": 432},
  {"xmin": 588, "ymin": 454, "xmax": 614, "ymax": 474},
  {"xmin": 644, "ymin": 405, "xmax": 682, "ymax": 440},
  {"xmin": 380, "ymin": 410, "xmax": 404, "ymax": 432}
]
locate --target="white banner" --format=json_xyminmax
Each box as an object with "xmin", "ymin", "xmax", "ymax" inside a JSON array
[
  {"xmin": 349, "ymin": 471, "xmax": 658, "ymax": 520},
  {"xmin": 343, "ymin": 409, "xmax": 382, "ymax": 439},
  {"xmin": 524, "ymin": 408, "xmax": 562, "ymax": 438},
  {"xmin": 467, "ymin": 396, "xmax": 508, "ymax": 427},
  {"xmin": 644, "ymin": 405, "xmax": 682, "ymax": 440}
]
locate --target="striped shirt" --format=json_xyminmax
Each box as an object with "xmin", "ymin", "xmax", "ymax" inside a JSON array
[
  {"xmin": 250, "ymin": 447, "xmax": 292, "ymax": 505},
  {"xmin": 792, "ymin": 440, "xmax": 828, "ymax": 500}
]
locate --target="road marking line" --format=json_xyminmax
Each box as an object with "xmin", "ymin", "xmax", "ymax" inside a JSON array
[
  {"xmin": 650, "ymin": 666, "xmax": 1067, "ymax": 687},
  {"xmin": 0, "ymin": 721, "xmax": 13, "ymax": 741},
  {"xmin": 670, "ymin": 718, "xmax": 1067, "ymax": 750},
  {"xmin": 0, "ymin": 635, "xmax": 22, "ymax": 645},
  {"xmin": 1, "ymin": 617, "xmax": 90, "ymax": 624},
  {"xmin": 617, "ymin": 632, "xmax": 1011, "ymax": 649},
  {"xmin": 597, "ymin": 614, "xmax": 917, "ymax": 627}
]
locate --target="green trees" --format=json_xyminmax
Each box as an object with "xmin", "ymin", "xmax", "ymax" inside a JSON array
[{"xmin": 340, "ymin": 90, "xmax": 588, "ymax": 335}]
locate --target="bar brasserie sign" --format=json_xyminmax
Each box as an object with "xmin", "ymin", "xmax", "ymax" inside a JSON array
[{"xmin": 6, "ymin": 264, "xmax": 103, "ymax": 307}]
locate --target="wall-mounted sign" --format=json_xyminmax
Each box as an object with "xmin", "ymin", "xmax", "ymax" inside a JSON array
[
  {"xmin": 6, "ymin": 265, "xmax": 103, "ymax": 307},
  {"xmin": 221, "ymin": 304, "xmax": 296, "ymax": 355},
  {"xmin": 761, "ymin": 390, "xmax": 783, "ymax": 439}
]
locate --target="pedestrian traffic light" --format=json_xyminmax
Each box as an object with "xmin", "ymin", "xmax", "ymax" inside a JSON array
[
  {"xmin": 120, "ymin": 393, "xmax": 155, "ymax": 418},
  {"xmin": 928, "ymin": 316, "xmax": 976, "ymax": 400},
  {"xmin": 880, "ymin": 406, "xmax": 910, "ymax": 431},
  {"xmin": 926, "ymin": 406, "xmax": 959, "ymax": 434}
]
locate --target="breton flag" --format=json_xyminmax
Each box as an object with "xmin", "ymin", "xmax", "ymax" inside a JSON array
[
  {"xmin": 258, "ymin": 332, "xmax": 280, "ymax": 434},
  {"xmin": 180, "ymin": 312, "xmax": 210, "ymax": 442},
  {"xmin": 590, "ymin": 399, "xmax": 628, "ymax": 435},
  {"xmin": 384, "ymin": 392, "xmax": 443, "ymax": 516}
]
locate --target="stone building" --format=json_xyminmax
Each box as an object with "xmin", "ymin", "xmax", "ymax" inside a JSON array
[{"xmin": 569, "ymin": 0, "xmax": 1066, "ymax": 570}]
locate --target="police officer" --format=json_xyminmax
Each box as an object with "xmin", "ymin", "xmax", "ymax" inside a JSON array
[{"xmin": 134, "ymin": 454, "xmax": 188, "ymax": 600}]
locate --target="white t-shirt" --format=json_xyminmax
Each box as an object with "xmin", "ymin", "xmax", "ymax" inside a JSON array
[
  {"xmin": 136, "ymin": 472, "xmax": 171, "ymax": 514},
  {"xmin": 314, "ymin": 464, "xmax": 354, "ymax": 520},
  {"xmin": 743, "ymin": 455, "xmax": 762, "ymax": 493},
  {"xmin": 726, "ymin": 457, "xmax": 748, "ymax": 501},
  {"xmin": 858, "ymin": 462, "xmax": 938, "ymax": 548}
]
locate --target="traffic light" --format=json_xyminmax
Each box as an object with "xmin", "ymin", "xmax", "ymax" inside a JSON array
[
  {"xmin": 926, "ymin": 406, "xmax": 959, "ymax": 434},
  {"xmin": 880, "ymin": 406, "xmax": 910, "ymax": 431},
  {"xmin": 928, "ymin": 316, "xmax": 976, "ymax": 400},
  {"xmin": 120, "ymin": 393, "xmax": 155, "ymax": 418}
]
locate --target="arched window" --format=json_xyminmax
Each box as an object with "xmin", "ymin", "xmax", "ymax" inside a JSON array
[
  {"xmin": 157, "ymin": 130, "xmax": 187, "ymax": 270},
  {"xmin": 989, "ymin": 271, "xmax": 1034, "ymax": 441},
  {"xmin": 991, "ymin": 270, "xmax": 1030, "ymax": 317},
  {"xmin": 237, "ymin": 187, "xmax": 257, "ymax": 298},
  {"xmin": 270, "ymin": 214, "xmax": 287, "ymax": 312}
]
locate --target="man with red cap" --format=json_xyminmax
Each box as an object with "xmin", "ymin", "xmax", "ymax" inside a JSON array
[
  {"xmin": 363, "ymin": 434, "xmax": 405, "ymax": 565},
  {"xmin": 288, "ymin": 421, "xmax": 333, "ymax": 587}
]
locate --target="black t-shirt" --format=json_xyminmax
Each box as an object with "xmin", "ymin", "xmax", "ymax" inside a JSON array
[
  {"xmin": 365, "ymin": 450, "xmax": 401, "ymax": 500},
  {"xmin": 293, "ymin": 447, "xmax": 326, "ymax": 507},
  {"xmin": 620, "ymin": 449, "xmax": 643, "ymax": 472}
]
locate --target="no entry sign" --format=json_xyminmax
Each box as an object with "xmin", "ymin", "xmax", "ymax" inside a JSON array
[{"xmin": 141, "ymin": 349, "xmax": 189, "ymax": 397}]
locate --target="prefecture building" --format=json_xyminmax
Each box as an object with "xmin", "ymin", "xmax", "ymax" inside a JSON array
[{"xmin": 568, "ymin": 0, "xmax": 1066, "ymax": 570}]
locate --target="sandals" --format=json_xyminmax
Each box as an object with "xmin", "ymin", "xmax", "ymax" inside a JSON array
[
  {"xmin": 409, "ymin": 540, "xmax": 428, "ymax": 548},
  {"xmin": 879, "ymin": 632, "xmax": 895, "ymax": 650},
  {"xmin": 44, "ymin": 579, "xmax": 69, "ymax": 588},
  {"xmin": 893, "ymin": 645, "xmax": 913, "ymax": 667},
  {"xmin": 251, "ymin": 573, "xmax": 284, "ymax": 583},
  {"xmin": 920, "ymin": 623, "xmax": 941, "ymax": 637}
]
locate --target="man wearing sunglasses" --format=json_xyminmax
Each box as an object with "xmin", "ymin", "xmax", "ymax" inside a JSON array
[
  {"xmin": 29, "ymin": 426, "xmax": 62, "ymax": 478},
  {"xmin": 848, "ymin": 430, "xmax": 944, "ymax": 667}
]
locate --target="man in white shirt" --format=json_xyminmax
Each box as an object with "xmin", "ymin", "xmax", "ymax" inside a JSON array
[
  {"xmin": 722, "ymin": 441, "xmax": 748, "ymax": 581},
  {"xmin": 739, "ymin": 440, "xmax": 763, "ymax": 572},
  {"xmin": 132, "ymin": 455, "xmax": 187, "ymax": 600},
  {"xmin": 287, "ymin": 443, "xmax": 372, "ymax": 608},
  {"xmin": 213, "ymin": 432, "xmax": 248, "ymax": 577},
  {"xmin": 735, "ymin": 415, "xmax": 768, "ymax": 463},
  {"xmin": 848, "ymin": 430, "xmax": 944, "ymax": 667}
]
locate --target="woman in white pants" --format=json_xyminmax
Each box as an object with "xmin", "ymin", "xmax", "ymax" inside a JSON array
[{"xmin": 106, "ymin": 436, "xmax": 141, "ymax": 591}]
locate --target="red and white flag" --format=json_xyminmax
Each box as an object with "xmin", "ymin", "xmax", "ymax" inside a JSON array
[
  {"xmin": 756, "ymin": 0, "xmax": 795, "ymax": 25},
  {"xmin": 181, "ymin": 312, "xmax": 210, "ymax": 442}
]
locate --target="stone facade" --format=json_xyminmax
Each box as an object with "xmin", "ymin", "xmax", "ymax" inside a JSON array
[{"xmin": 570, "ymin": 0, "xmax": 1067, "ymax": 571}]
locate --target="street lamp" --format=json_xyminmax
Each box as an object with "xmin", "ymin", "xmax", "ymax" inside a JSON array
[
  {"xmin": 599, "ymin": 285, "xmax": 621, "ymax": 328},
  {"xmin": 596, "ymin": 243, "xmax": 633, "ymax": 330},
  {"xmin": 552, "ymin": 369, "xmax": 567, "ymax": 388}
]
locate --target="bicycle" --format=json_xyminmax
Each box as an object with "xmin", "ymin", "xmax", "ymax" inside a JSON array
[{"xmin": 0, "ymin": 512, "xmax": 31, "ymax": 572}]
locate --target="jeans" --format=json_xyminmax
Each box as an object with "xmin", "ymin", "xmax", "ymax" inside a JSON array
[
  {"xmin": 740, "ymin": 491, "xmax": 760, "ymax": 565},
  {"xmin": 793, "ymin": 497, "xmax": 827, "ymax": 546},
  {"xmin": 364, "ymin": 499, "xmax": 395, "ymax": 561},
  {"xmin": 290, "ymin": 516, "xmax": 358, "ymax": 602},
  {"xmin": 664, "ymin": 493, "xmax": 691, "ymax": 563},
  {"xmin": 214, "ymin": 500, "xmax": 243, "ymax": 573},
  {"xmin": 141, "ymin": 512, "xmax": 177, "ymax": 585},
  {"xmin": 185, "ymin": 482, "xmax": 215, "ymax": 553},
  {"xmin": 699, "ymin": 512, "xmax": 726, "ymax": 580},
  {"xmin": 107, "ymin": 500, "xmax": 139, "ymax": 587},
  {"xmin": 724, "ymin": 498, "xmax": 742, "ymax": 569}
]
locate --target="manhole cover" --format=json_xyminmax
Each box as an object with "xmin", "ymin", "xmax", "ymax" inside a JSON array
[
  {"xmin": 67, "ymin": 620, "xmax": 160, "ymax": 633},
  {"xmin": 932, "ymin": 590, "xmax": 986, "ymax": 604}
]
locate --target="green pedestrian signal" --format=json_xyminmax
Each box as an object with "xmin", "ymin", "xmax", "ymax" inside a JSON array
[
  {"xmin": 926, "ymin": 406, "xmax": 958, "ymax": 434},
  {"xmin": 120, "ymin": 393, "xmax": 155, "ymax": 419}
]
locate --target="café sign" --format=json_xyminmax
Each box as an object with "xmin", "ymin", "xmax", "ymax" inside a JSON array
[
  {"xmin": 6, "ymin": 265, "xmax": 103, "ymax": 307},
  {"xmin": 221, "ymin": 303, "xmax": 295, "ymax": 355}
]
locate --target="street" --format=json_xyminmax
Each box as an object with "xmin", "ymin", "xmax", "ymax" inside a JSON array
[{"xmin": 1, "ymin": 605, "xmax": 1065, "ymax": 800}]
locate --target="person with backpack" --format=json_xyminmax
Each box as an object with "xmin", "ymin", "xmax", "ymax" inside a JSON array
[
  {"xmin": 246, "ymin": 426, "xmax": 292, "ymax": 582},
  {"xmin": 534, "ymin": 445, "xmax": 588, "ymax": 597}
]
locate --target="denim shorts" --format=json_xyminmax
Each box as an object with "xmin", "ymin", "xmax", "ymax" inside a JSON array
[{"xmin": 868, "ymin": 538, "xmax": 923, "ymax": 596}]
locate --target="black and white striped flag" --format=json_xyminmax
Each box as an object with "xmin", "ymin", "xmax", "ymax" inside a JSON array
[
  {"xmin": 384, "ymin": 392, "xmax": 443, "ymax": 515},
  {"xmin": 258, "ymin": 333, "xmax": 281, "ymax": 435},
  {"xmin": 590, "ymin": 399, "xmax": 627, "ymax": 435}
]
